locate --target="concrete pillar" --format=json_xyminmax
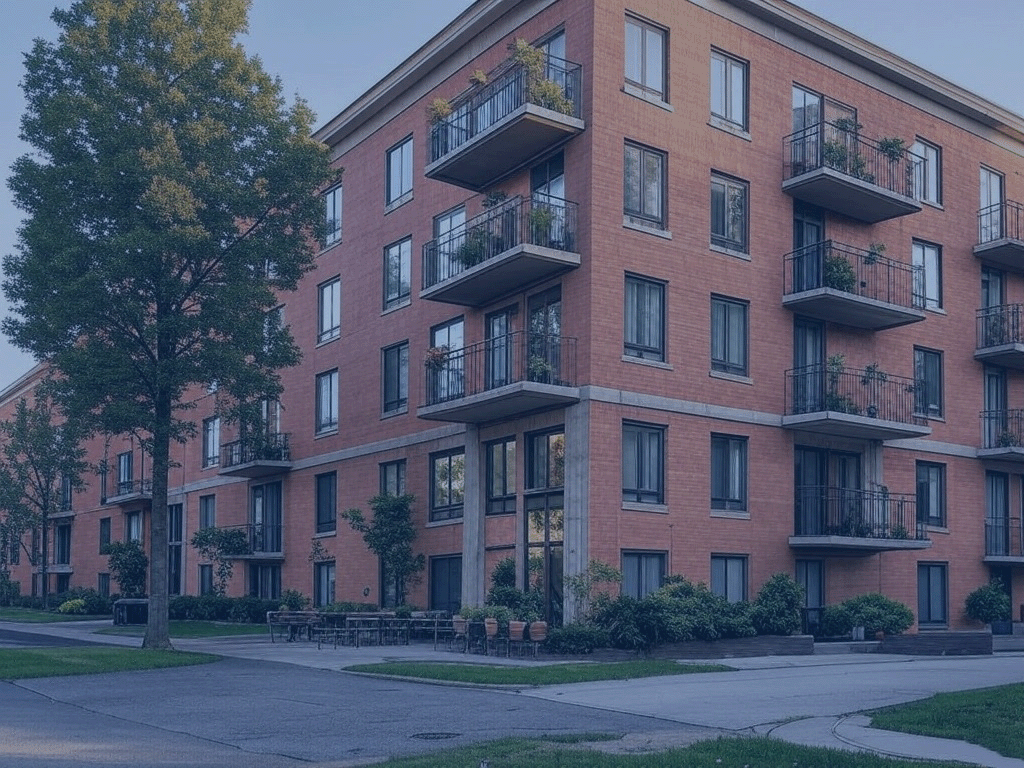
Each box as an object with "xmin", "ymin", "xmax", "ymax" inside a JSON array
[
  {"xmin": 562, "ymin": 399, "xmax": 590, "ymax": 623},
  {"xmin": 461, "ymin": 423, "xmax": 485, "ymax": 608}
]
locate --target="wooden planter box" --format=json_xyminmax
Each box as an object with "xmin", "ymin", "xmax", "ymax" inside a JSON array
[{"xmin": 646, "ymin": 634, "xmax": 814, "ymax": 659}]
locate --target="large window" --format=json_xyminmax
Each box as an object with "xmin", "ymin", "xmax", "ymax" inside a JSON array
[
  {"xmin": 711, "ymin": 173, "xmax": 748, "ymax": 252},
  {"xmin": 99, "ymin": 517, "xmax": 111, "ymax": 552},
  {"xmin": 710, "ymin": 49, "xmax": 747, "ymax": 130},
  {"xmin": 622, "ymin": 422, "xmax": 664, "ymax": 504},
  {"xmin": 315, "ymin": 369, "xmax": 339, "ymax": 434},
  {"xmin": 913, "ymin": 347, "xmax": 943, "ymax": 418},
  {"xmin": 318, "ymin": 277, "xmax": 341, "ymax": 343},
  {"xmin": 249, "ymin": 564, "xmax": 281, "ymax": 600},
  {"xmin": 621, "ymin": 551, "xmax": 665, "ymax": 598},
  {"xmin": 380, "ymin": 460, "xmax": 406, "ymax": 496},
  {"xmin": 54, "ymin": 524, "xmax": 71, "ymax": 565},
  {"xmin": 624, "ymin": 142, "xmax": 666, "ymax": 230},
  {"xmin": 382, "ymin": 342, "xmax": 409, "ymax": 415},
  {"xmin": 168, "ymin": 503, "xmax": 182, "ymax": 596},
  {"xmin": 625, "ymin": 16, "xmax": 666, "ymax": 101},
  {"xmin": 910, "ymin": 139, "xmax": 941, "ymax": 205},
  {"xmin": 711, "ymin": 295, "xmax": 748, "ymax": 376},
  {"xmin": 315, "ymin": 472, "xmax": 337, "ymax": 534},
  {"xmin": 116, "ymin": 451, "xmax": 133, "ymax": 494},
  {"xmin": 912, "ymin": 240, "xmax": 942, "ymax": 310},
  {"xmin": 385, "ymin": 136, "xmax": 413, "ymax": 206},
  {"xmin": 199, "ymin": 565, "xmax": 214, "ymax": 596},
  {"xmin": 711, "ymin": 554, "xmax": 747, "ymax": 602},
  {"xmin": 202, "ymin": 416, "xmax": 220, "ymax": 468},
  {"xmin": 624, "ymin": 274, "xmax": 665, "ymax": 361},
  {"xmin": 526, "ymin": 429, "xmax": 565, "ymax": 490},
  {"xmin": 431, "ymin": 449, "xmax": 465, "ymax": 521},
  {"xmin": 711, "ymin": 434, "xmax": 747, "ymax": 511},
  {"xmin": 199, "ymin": 495, "xmax": 216, "ymax": 529},
  {"xmin": 125, "ymin": 511, "xmax": 142, "ymax": 542},
  {"xmin": 917, "ymin": 562, "xmax": 947, "ymax": 626},
  {"xmin": 487, "ymin": 437, "xmax": 516, "ymax": 515},
  {"xmin": 916, "ymin": 462, "xmax": 945, "ymax": 527},
  {"xmin": 383, "ymin": 237, "xmax": 411, "ymax": 310},
  {"xmin": 324, "ymin": 185, "xmax": 342, "ymax": 247},
  {"xmin": 314, "ymin": 561, "xmax": 336, "ymax": 607}
]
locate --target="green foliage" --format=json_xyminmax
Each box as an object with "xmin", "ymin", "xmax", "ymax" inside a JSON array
[
  {"xmin": 964, "ymin": 580, "xmax": 1012, "ymax": 624},
  {"xmin": 751, "ymin": 573, "xmax": 804, "ymax": 636},
  {"xmin": 508, "ymin": 37, "xmax": 574, "ymax": 115},
  {"xmin": 564, "ymin": 559, "xmax": 621, "ymax": 619},
  {"xmin": 485, "ymin": 556, "xmax": 545, "ymax": 621},
  {"xmin": 104, "ymin": 540, "xmax": 148, "ymax": 598},
  {"xmin": 877, "ymin": 136, "xmax": 906, "ymax": 161},
  {"xmin": 343, "ymin": 493, "xmax": 424, "ymax": 607},
  {"xmin": 543, "ymin": 623, "xmax": 610, "ymax": 654},
  {"xmin": 0, "ymin": 573, "xmax": 19, "ymax": 606},
  {"xmin": 490, "ymin": 556, "xmax": 517, "ymax": 590},
  {"xmin": 56, "ymin": 598, "xmax": 87, "ymax": 615},
  {"xmin": 54, "ymin": 587, "xmax": 112, "ymax": 616},
  {"xmin": 821, "ymin": 593, "xmax": 914, "ymax": 636},
  {"xmin": 189, "ymin": 527, "xmax": 250, "ymax": 595},
  {"xmin": 824, "ymin": 253, "xmax": 857, "ymax": 292},
  {"xmin": 280, "ymin": 589, "xmax": 309, "ymax": 611}
]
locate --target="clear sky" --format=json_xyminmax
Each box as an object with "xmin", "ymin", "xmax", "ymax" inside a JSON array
[{"xmin": 0, "ymin": 0, "xmax": 1021, "ymax": 391}]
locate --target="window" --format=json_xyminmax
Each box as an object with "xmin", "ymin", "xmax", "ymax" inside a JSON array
[
  {"xmin": 199, "ymin": 495, "xmax": 216, "ymax": 529},
  {"xmin": 916, "ymin": 462, "xmax": 945, "ymax": 527},
  {"xmin": 116, "ymin": 451, "xmax": 133, "ymax": 494},
  {"xmin": 249, "ymin": 564, "xmax": 281, "ymax": 600},
  {"xmin": 54, "ymin": 524, "xmax": 71, "ymax": 565},
  {"xmin": 99, "ymin": 517, "xmax": 111, "ymax": 552},
  {"xmin": 385, "ymin": 136, "xmax": 413, "ymax": 206},
  {"xmin": 430, "ymin": 555, "xmax": 462, "ymax": 614},
  {"xmin": 711, "ymin": 295, "xmax": 748, "ymax": 376},
  {"xmin": 168, "ymin": 503, "xmax": 182, "ymax": 596},
  {"xmin": 914, "ymin": 347, "xmax": 943, "ymax": 418},
  {"xmin": 382, "ymin": 342, "xmax": 409, "ymax": 414},
  {"xmin": 526, "ymin": 429, "xmax": 565, "ymax": 490},
  {"xmin": 125, "ymin": 511, "xmax": 141, "ymax": 542},
  {"xmin": 910, "ymin": 139, "xmax": 941, "ymax": 204},
  {"xmin": 711, "ymin": 434, "xmax": 747, "ymax": 511},
  {"xmin": 487, "ymin": 437, "xmax": 516, "ymax": 515},
  {"xmin": 314, "ymin": 561, "xmax": 336, "ymax": 607},
  {"xmin": 317, "ymin": 277, "xmax": 341, "ymax": 343},
  {"xmin": 623, "ymin": 142, "xmax": 666, "ymax": 230},
  {"xmin": 622, "ymin": 551, "xmax": 665, "ymax": 598},
  {"xmin": 323, "ymin": 185, "xmax": 342, "ymax": 246},
  {"xmin": 710, "ymin": 49, "xmax": 747, "ymax": 130},
  {"xmin": 625, "ymin": 16, "xmax": 666, "ymax": 101},
  {"xmin": 624, "ymin": 274, "xmax": 665, "ymax": 361},
  {"xmin": 383, "ymin": 237, "xmax": 411, "ymax": 310},
  {"xmin": 315, "ymin": 472, "xmax": 337, "ymax": 534},
  {"xmin": 315, "ymin": 369, "xmax": 338, "ymax": 434},
  {"xmin": 917, "ymin": 562, "xmax": 947, "ymax": 626},
  {"xmin": 711, "ymin": 554, "xmax": 747, "ymax": 602},
  {"xmin": 912, "ymin": 240, "xmax": 941, "ymax": 310},
  {"xmin": 711, "ymin": 173, "xmax": 748, "ymax": 252},
  {"xmin": 198, "ymin": 565, "xmax": 213, "ymax": 596},
  {"xmin": 431, "ymin": 449, "xmax": 465, "ymax": 521},
  {"xmin": 428, "ymin": 317, "xmax": 465, "ymax": 402},
  {"xmin": 380, "ymin": 460, "xmax": 406, "ymax": 496},
  {"xmin": 202, "ymin": 416, "xmax": 220, "ymax": 468},
  {"xmin": 61, "ymin": 475, "xmax": 73, "ymax": 511},
  {"xmin": 980, "ymin": 166, "xmax": 1004, "ymax": 243},
  {"xmin": 622, "ymin": 422, "xmax": 664, "ymax": 504},
  {"xmin": 98, "ymin": 573, "xmax": 110, "ymax": 598}
]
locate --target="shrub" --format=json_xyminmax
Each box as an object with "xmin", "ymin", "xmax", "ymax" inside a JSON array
[
  {"xmin": 820, "ymin": 603, "xmax": 853, "ymax": 637},
  {"xmin": 591, "ymin": 595, "xmax": 646, "ymax": 650},
  {"xmin": 280, "ymin": 590, "xmax": 309, "ymax": 610},
  {"xmin": 544, "ymin": 623, "xmax": 610, "ymax": 655},
  {"xmin": 53, "ymin": 587, "xmax": 112, "ymax": 616},
  {"xmin": 57, "ymin": 598, "xmax": 86, "ymax": 614},
  {"xmin": 0, "ymin": 573, "xmax": 19, "ymax": 606},
  {"xmin": 965, "ymin": 580, "xmax": 1012, "ymax": 624},
  {"xmin": 751, "ymin": 573, "xmax": 804, "ymax": 636},
  {"xmin": 104, "ymin": 540, "xmax": 147, "ymax": 597},
  {"xmin": 822, "ymin": 593, "xmax": 913, "ymax": 636}
]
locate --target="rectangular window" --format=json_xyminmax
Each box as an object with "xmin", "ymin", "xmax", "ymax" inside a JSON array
[
  {"xmin": 624, "ymin": 274, "xmax": 665, "ymax": 361},
  {"xmin": 382, "ymin": 341, "xmax": 409, "ymax": 414},
  {"xmin": 54, "ymin": 524, "xmax": 71, "ymax": 565},
  {"xmin": 168, "ymin": 503, "xmax": 182, "ymax": 596},
  {"xmin": 622, "ymin": 422, "xmax": 665, "ymax": 504},
  {"xmin": 314, "ymin": 561, "xmax": 336, "ymax": 607},
  {"xmin": 125, "ymin": 511, "xmax": 141, "ymax": 542},
  {"xmin": 710, "ymin": 49, "xmax": 748, "ymax": 130},
  {"xmin": 199, "ymin": 565, "xmax": 214, "ymax": 596},
  {"xmin": 98, "ymin": 573, "xmax": 110, "ymax": 598},
  {"xmin": 116, "ymin": 451, "xmax": 133, "ymax": 494},
  {"xmin": 711, "ymin": 434, "xmax": 747, "ymax": 511},
  {"xmin": 61, "ymin": 475, "xmax": 73, "ymax": 511},
  {"xmin": 317, "ymin": 277, "xmax": 341, "ymax": 343},
  {"xmin": 711, "ymin": 173, "xmax": 748, "ymax": 252},
  {"xmin": 711, "ymin": 554, "xmax": 747, "ymax": 602},
  {"xmin": 621, "ymin": 551, "xmax": 665, "ymax": 598},
  {"xmin": 249, "ymin": 564, "xmax": 281, "ymax": 600},
  {"xmin": 912, "ymin": 240, "xmax": 941, "ymax": 310},
  {"xmin": 386, "ymin": 136, "xmax": 413, "ymax": 206},
  {"xmin": 623, "ymin": 142, "xmax": 666, "ymax": 230},
  {"xmin": 526, "ymin": 429, "xmax": 565, "ymax": 490},
  {"xmin": 980, "ymin": 167, "xmax": 1005, "ymax": 243},
  {"xmin": 202, "ymin": 416, "xmax": 220, "ymax": 468},
  {"xmin": 625, "ymin": 16, "xmax": 666, "ymax": 101},
  {"xmin": 431, "ymin": 449, "xmax": 465, "ymax": 521},
  {"xmin": 380, "ymin": 460, "xmax": 406, "ymax": 496},
  {"xmin": 711, "ymin": 295, "xmax": 748, "ymax": 376},
  {"xmin": 315, "ymin": 472, "xmax": 337, "ymax": 534},
  {"xmin": 99, "ymin": 517, "xmax": 111, "ymax": 552},
  {"xmin": 910, "ymin": 139, "xmax": 941, "ymax": 204},
  {"xmin": 324, "ymin": 185, "xmax": 342, "ymax": 246},
  {"xmin": 917, "ymin": 562, "xmax": 947, "ymax": 626},
  {"xmin": 914, "ymin": 347, "xmax": 943, "ymax": 418},
  {"xmin": 916, "ymin": 462, "xmax": 945, "ymax": 527},
  {"xmin": 199, "ymin": 495, "xmax": 216, "ymax": 529},
  {"xmin": 487, "ymin": 437, "xmax": 516, "ymax": 515},
  {"xmin": 315, "ymin": 369, "xmax": 339, "ymax": 434},
  {"xmin": 383, "ymin": 237, "xmax": 412, "ymax": 310}
]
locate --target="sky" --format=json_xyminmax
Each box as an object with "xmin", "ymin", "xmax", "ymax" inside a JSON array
[{"xmin": 0, "ymin": 0, "xmax": 1021, "ymax": 391}]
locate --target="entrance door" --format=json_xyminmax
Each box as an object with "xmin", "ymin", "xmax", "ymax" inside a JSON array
[
  {"xmin": 430, "ymin": 555, "xmax": 462, "ymax": 614},
  {"xmin": 485, "ymin": 308, "xmax": 514, "ymax": 389},
  {"xmin": 527, "ymin": 287, "xmax": 562, "ymax": 384},
  {"xmin": 796, "ymin": 559, "xmax": 824, "ymax": 635},
  {"xmin": 794, "ymin": 447, "xmax": 827, "ymax": 535}
]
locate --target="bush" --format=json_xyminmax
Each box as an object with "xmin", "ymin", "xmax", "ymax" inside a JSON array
[
  {"xmin": 544, "ymin": 623, "xmax": 610, "ymax": 655},
  {"xmin": 820, "ymin": 603, "xmax": 853, "ymax": 637},
  {"xmin": 53, "ymin": 587, "xmax": 112, "ymax": 616},
  {"xmin": 821, "ymin": 593, "xmax": 913, "ymax": 637},
  {"xmin": 0, "ymin": 573, "xmax": 21, "ymax": 606},
  {"xmin": 280, "ymin": 590, "xmax": 309, "ymax": 610},
  {"xmin": 965, "ymin": 580, "xmax": 1012, "ymax": 624},
  {"xmin": 751, "ymin": 573, "xmax": 804, "ymax": 636},
  {"xmin": 57, "ymin": 598, "xmax": 87, "ymax": 614}
]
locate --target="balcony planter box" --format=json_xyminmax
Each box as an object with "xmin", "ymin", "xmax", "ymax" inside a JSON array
[{"xmin": 646, "ymin": 634, "xmax": 814, "ymax": 659}]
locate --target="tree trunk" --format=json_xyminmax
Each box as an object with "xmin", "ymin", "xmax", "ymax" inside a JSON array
[
  {"xmin": 40, "ymin": 516, "xmax": 49, "ymax": 611},
  {"xmin": 143, "ymin": 393, "xmax": 173, "ymax": 650}
]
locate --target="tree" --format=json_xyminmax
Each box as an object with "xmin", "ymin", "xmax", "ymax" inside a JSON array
[
  {"xmin": 0, "ymin": 389, "xmax": 87, "ymax": 610},
  {"xmin": 190, "ymin": 527, "xmax": 249, "ymax": 595},
  {"xmin": 104, "ymin": 540, "xmax": 148, "ymax": 598},
  {"xmin": 4, "ymin": 1, "xmax": 334, "ymax": 648},
  {"xmin": 342, "ymin": 494, "xmax": 425, "ymax": 608}
]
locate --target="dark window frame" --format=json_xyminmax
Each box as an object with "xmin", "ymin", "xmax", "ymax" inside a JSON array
[
  {"xmin": 625, "ymin": 15, "xmax": 668, "ymax": 101},
  {"xmin": 385, "ymin": 135, "xmax": 413, "ymax": 206},
  {"xmin": 711, "ymin": 434, "xmax": 748, "ymax": 511},
  {"xmin": 383, "ymin": 236, "xmax": 412, "ymax": 310},
  {"xmin": 382, "ymin": 341, "xmax": 410, "ymax": 414},
  {"xmin": 623, "ymin": 141, "xmax": 667, "ymax": 230},
  {"xmin": 430, "ymin": 448, "xmax": 465, "ymax": 521},
  {"xmin": 710, "ymin": 48, "xmax": 748, "ymax": 130},
  {"xmin": 711, "ymin": 294, "xmax": 749, "ymax": 376},
  {"xmin": 486, "ymin": 436, "xmax": 517, "ymax": 515},
  {"xmin": 624, "ymin": 273, "xmax": 666, "ymax": 361},
  {"xmin": 711, "ymin": 553, "xmax": 748, "ymax": 602},
  {"xmin": 916, "ymin": 461, "xmax": 946, "ymax": 527},
  {"xmin": 324, "ymin": 184, "xmax": 343, "ymax": 247},
  {"xmin": 913, "ymin": 346, "xmax": 943, "ymax": 418},
  {"xmin": 622, "ymin": 421, "xmax": 665, "ymax": 504},
  {"xmin": 621, "ymin": 550, "xmax": 666, "ymax": 598},
  {"xmin": 711, "ymin": 172, "xmax": 749, "ymax": 252},
  {"xmin": 315, "ymin": 471, "xmax": 337, "ymax": 534}
]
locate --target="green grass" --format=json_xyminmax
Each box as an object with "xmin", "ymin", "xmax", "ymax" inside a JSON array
[
  {"xmin": 0, "ymin": 607, "xmax": 109, "ymax": 623},
  {"xmin": 0, "ymin": 647, "xmax": 219, "ymax": 680},
  {"xmin": 96, "ymin": 620, "xmax": 268, "ymax": 638},
  {"xmin": 871, "ymin": 683, "xmax": 1024, "ymax": 759},
  {"xmin": 345, "ymin": 659, "xmax": 730, "ymax": 685},
  {"xmin": 375, "ymin": 735, "xmax": 970, "ymax": 767}
]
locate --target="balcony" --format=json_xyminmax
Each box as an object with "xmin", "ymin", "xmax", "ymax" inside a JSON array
[
  {"xmin": 425, "ymin": 52, "xmax": 584, "ymax": 190},
  {"xmin": 985, "ymin": 517, "xmax": 1024, "ymax": 563},
  {"xmin": 421, "ymin": 196, "xmax": 580, "ymax": 306},
  {"xmin": 106, "ymin": 478, "xmax": 152, "ymax": 506},
  {"xmin": 418, "ymin": 331, "xmax": 579, "ymax": 424},
  {"xmin": 979, "ymin": 410, "xmax": 1024, "ymax": 462},
  {"xmin": 783, "ymin": 363, "xmax": 930, "ymax": 440},
  {"xmin": 791, "ymin": 485, "xmax": 931, "ymax": 554},
  {"xmin": 219, "ymin": 433, "xmax": 292, "ymax": 478},
  {"xmin": 222, "ymin": 523, "xmax": 283, "ymax": 560},
  {"xmin": 975, "ymin": 305, "xmax": 1024, "ymax": 370},
  {"xmin": 782, "ymin": 241, "xmax": 925, "ymax": 330},
  {"xmin": 974, "ymin": 201, "xmax": 1024, "ymax": 271},
  {"xmin": 782, "ymin": 121, "xmax": 922, "ymax": 223}
]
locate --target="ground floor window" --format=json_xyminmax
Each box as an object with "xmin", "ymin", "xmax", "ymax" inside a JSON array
[
  {"xmin": 526, "ymin": 492, "xmax": 564, "ymax": 625},
  {"xmin": 199, "ymin": 564, "xmax": 214, "ymax": 596},
  {"xmin": 430, "ymin": 555, "xmax": 462, "ymax": 614},
  {"xmin": 917, "ymin": 562, "xmax": 947, "ymax": 627},
  {"xmin": 314, "ymin": 561, "xmax": 336, "ymax": 607},
  {"xmin": 249, "ymin": 564, "xmax": 281, "ymax": 600},
  {"xmin": 711, "ymin": 554, "xmax": 747, "ymax": 603},
  {"xmin": 56, "ymin": 574, "xmax": 71, "ymax": 593},
  {"xmin": 621, "ymin": 551, "xmax": 665, "ymax": 598}
]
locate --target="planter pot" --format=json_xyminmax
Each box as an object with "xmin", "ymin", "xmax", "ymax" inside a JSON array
[{"xmin": 990, "ymin": 620, "xmax": 1013, "ymax": 635}]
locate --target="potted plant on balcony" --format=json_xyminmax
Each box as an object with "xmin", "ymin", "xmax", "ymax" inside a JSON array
[
  {"xmin": 508, "ymin": 38, "xmax": 574, "ymax": 116},
  {"xmin": 860, "ymin": 363, "xmax": 888, "ymax": 418},
  {"xmin": 426, "ymin": 97, "xmax": 452, "ymax": 124},
  {"xmin": 529, "ymin": 203, "xmax": 556, "ymax": 246},
  {"xmin": 528, "ymin": 355, "xmax": 554, "ymax": 383},
  {"xmin": 996, "ymin": 429, "xmax": 1020, "ymax": 447},
  {"xmin": 863, "ymin": 242, "xmax": 886, "ymax": 265},
  {"xmin": 824, "ymin": 354, "xmax": 860, "ymax": 415},
  {"xmin": 469, "ymin": 68, "xmax": 488, "ymax": 86},
  {"xmin": 424, "ymin": 345, "xmax": 449, "ymax": 371},
  {"xmin": 877, "ymin": 137, "xmax": 906, "ymax": 163},
  {"xmin": 823, "ymin": 251, "xmax": 856, "ymax": 293}
]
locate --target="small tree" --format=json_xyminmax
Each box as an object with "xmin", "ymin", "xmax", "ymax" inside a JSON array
[
  {"xmin": 751, "ymin": 573, "xmax": 804, "ymax": 636},
  {"xmin": 190, "ymin": 527, "xmax": 250, "ymax": 595},
  {"xmin": 342, "ymin": 494, "xmax": 424, "ymax": 607},
  {"xmin": 565, "ymin": 559, "xmax": 621, "ymax": 620},
  {"xmin": 105, "ymin": 540, "xmax": 148, "ymax": 598},
  {"xmin": 965, "ymin": 580, "xmax": 1012, "ymax": 625}
]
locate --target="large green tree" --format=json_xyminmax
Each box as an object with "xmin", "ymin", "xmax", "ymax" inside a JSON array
[{"xmin": 4, "ymin": 0, "xmax": 334, "ymax": 648}]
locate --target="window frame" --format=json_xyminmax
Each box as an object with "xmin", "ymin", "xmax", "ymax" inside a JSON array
[
  {"xmin": 314, "ymin": 561, "xmax": 336, "ymax": 607},
  {"xmin": 711, "ymin": 294, "xmax": 749, "ymax": 376},
  {"xmin": 99, "ymin": 517, "xmax": 111, "ymax": 552},
  {"xmin": 710, "ymin": 172, "xmax": 749, "ymax": 253},
  {"xmin": 913, "ymin": 346, "xmax": 943, "ymax": 419},
  {"xmin": 315, "ymin": 471, "xmax": 337, "ymax": 535},
  {"xmin": 430, "ymin": 448, "xmax": 465, "ymax": 522},
  {"xmin": 380, "ymin": 460, "xmax": 407, "ymax": 496},
  {"xmin": 909, "ymin": 139, "xmax": 941, "ymax": 205},
  {"xmin": 323, "ymin": 184, "xmax": 342, "ymax": 247},
  {"xmin": 201, "ymin": 416, "xmax": 220, "ymax": 469},
  {"xmin": 711, "ymin": 434, "xmax": 748, "ymax": 511},
  {"xmin": 912, "ymin": 239, "xmax": 942, "ymax": 310},
  {"xmin": 317, "ymin": 276, "xmax": 341, "ymax": 343},
  {"xmin": 385, "ymin": 135, "xmax": 414, "ymax": 207},
  {"xmin": 622, "ymin": 421, "xmax": 665, "ymax": 504},
  {"xmin": 710, "ymin": 48, "xmax": 748, "ymax": 130},
  {"xmin": 383, "ymin": 237, "xmax": 412, "ymax": 311},
  {"xmin": 315, "ymin": 368, "xmax": 339, "ymax": 435},
  {"xmin": 623, "ymin": 141, "xmax": 667, "ymax": 231},
  {"xmin": 916, "ymin": 461, "xmax": 946, "ymax": 527},
  {"xmin": 199, "ymin": 564, "xmax": 214, "ymax": 596},
  {"xmin": 382, "ymin": 341, "xmax": 410, "ymax": 415},
  {"xmin": 621, "ymin": 550, "xmax": 666, "ymax": 598},
  {"xmin": 624, "ymin": 273, "xmax": 666, "ymax": 362},
  {"xmin": 525, "ymin": 428, "xmax": 565, "ymax": 491},
  {"xmin": 486, "ymin": 437, "xmax": 517, "ymax": 515},
  {"xmin": 711, "ymin": 554, "xmax": 748, "ymax": 602},
  {"xmin": 917, "ymin": 562, "xmax": 948, "ymax": 627},
  {"xmin": 199, "ymin": 495, "xmax": 216, "ymax": 529},
  {"xmin": 625, "ymin": 15, "xmax": 667, "ymax": 102}
]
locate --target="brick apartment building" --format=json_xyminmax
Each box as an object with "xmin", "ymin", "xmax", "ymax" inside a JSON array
[{"xmin": 3, "ymin": 0, "xmax": 1024, "ymax": 631}]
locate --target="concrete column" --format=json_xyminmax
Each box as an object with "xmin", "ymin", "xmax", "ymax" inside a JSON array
[
  {"xmin": 562, "ymin": 399, "xmax": 590, "ymax": 623},
  {"xmin": 460, "ymin": 424, "xmax": 485, "ymax": 608}
]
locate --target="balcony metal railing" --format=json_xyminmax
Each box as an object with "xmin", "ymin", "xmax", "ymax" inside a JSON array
[
  {"xmin": 109, "ymin": 477, "xmax": 152, "ymax": 498},
  {"xmin": 783, "ymin": 120, "xmax": 920, "ymax": 197},
  {"xmin": 980, "ymin": 409, "xmax": 1024, "ymax": 449},
  {"xmin": 429, "ymin": 53, "xmax": 582, "ymax": 163},
  {"xmin": 221, "ymin": 523, "xmax": 282, "ymax": 555},
  {"xmin": 978, "ymin": 200, "xmax": 1024, "ymax": 245},
  {"xmin": 794, "ymin": 485, "xmax": 925, "ymax": 539},
  {"xmin": 985, "ymin": 517, "xmax": 1024, "ymax": 557},
  {"xmin": 976, "ymin": 304, "xmax": 1024, "ymax": 349},
  {"xmin": 785, "ymin": 363, "xmax": 924, "ymax": 425},
  {"xmin": 220, "ymin": 432, "xmax": 291, "ymax": 469},
  {"xmin": 783, "ymin": 240, "xmax": 922, "ymax": 307},
  {"xmin": 424, "ymin": 331, "xmax": 577, "ymax": 407},
  {"xmin": 422, "ymin": 195, "xmax": 578, "ymax": 289}
]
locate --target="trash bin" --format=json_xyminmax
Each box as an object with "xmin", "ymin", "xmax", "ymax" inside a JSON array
[{"xmin": 113, "ymin": 598, "xmax": 149, "ymax": 625}]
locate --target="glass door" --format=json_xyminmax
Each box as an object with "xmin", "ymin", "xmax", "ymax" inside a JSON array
[
  {"xmin": 796, "ymin": 559, "xmax": 824, "ymax": 635},
  {"xmin": 530, "ymin": 152, "xmax": 566, "ymax": 249},
  {"xmin": 794, "ymin": 447, "xmax": 827, "ymax": 535},
  {"xmin": 430, "ymin": 318, "xmax": 464, "ymax": 402},
  {"xmin": 792, "ymin": 318, "xmax": 825, "ymax": 413},
  {"xmin": 980, "ymin": 167, "xmax": 1004, "ymax": 243},
  {"xmin": 984, "ymin": 367, "xmax": 1008, "ymax": 447},
  {"xmin": 485, "ymin": 308, "xmax": 514, "ymax": 389},
  {"xmin": 527, "ymin": 287, "xmax": 562, "ymax": 384},
  {"xmin": 792, "ymin": 203, "xmax": 825, "ymax": 292}
]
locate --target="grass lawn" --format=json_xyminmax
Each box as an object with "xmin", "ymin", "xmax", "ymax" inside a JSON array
[
  {"xmin": 96, "ymin": 620, "xmax": 268, "ymax": 639},
  {"xmin": 0, "ymin": 647, "xmax": 219, "ymax": 680},
  {"xmin": 344, "ymin": 659, "xmax": 731, "ymax": 685},
  {"xmin": 0, "ymin": 607, "xmax": 109, "ymax": 623},
  {"xmin": 871, "ymin": 683, "xmax": 1024, "ymax": 759}
]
